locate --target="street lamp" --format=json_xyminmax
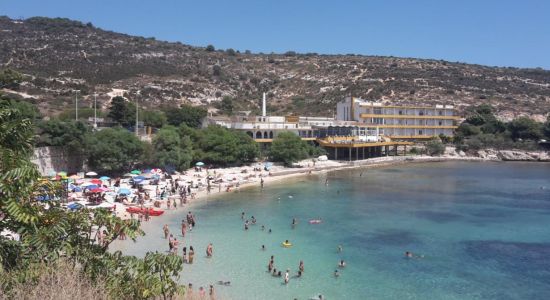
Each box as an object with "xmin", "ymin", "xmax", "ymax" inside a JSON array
[{"xmin": 74, "ymin": 90, "xmax": 80, "ymax": 121}]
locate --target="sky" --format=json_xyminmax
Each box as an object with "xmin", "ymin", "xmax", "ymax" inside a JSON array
[{"xmin": 1, "ymin": 0, "xmax": 549, "ymax": 69}]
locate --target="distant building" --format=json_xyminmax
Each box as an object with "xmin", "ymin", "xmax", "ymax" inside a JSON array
[{"xmin": 336, "ymin": 97, "xmax": 459, "ymax": 139}]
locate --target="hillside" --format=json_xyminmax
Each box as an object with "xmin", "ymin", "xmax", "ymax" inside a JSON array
[{"xmin": 1, "ymin": 16, "xmax": 550, "ymax": 120}]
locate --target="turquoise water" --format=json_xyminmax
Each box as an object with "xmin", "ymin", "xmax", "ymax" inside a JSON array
[{"xmin": 113, "ymin": 162, "xmax": 550, "ymax": 300}]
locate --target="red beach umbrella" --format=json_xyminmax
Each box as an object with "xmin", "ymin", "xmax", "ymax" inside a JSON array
[{"xmin": 91, "ymin": 179, "xmax": 102, "ymax": 185}]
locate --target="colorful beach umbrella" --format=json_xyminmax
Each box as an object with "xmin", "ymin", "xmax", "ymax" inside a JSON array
[
  {"xmin": 195, "ymin": 162, "xmax": 205, "ymax": 166},
  {"xmin": 91, "ymin": 179, "xmax": 102, "ymax": 185},
  {"xmin": 85, "ymin": 171, "xmax": 98, "ymax": 176},
  {"xmin": 90, "ymin": 188, "xmax": 105, "ymax": 193},
  {"xmin": 69, "ymin": 174, "xmax": 81, "ymax": 180},
  {"xmin": 130, "ymin": 170, "xmax": 141, "ymax": 175},
  {"xmin": 99, "ymin": 176, "xmax": 110, "ymax": 180}
]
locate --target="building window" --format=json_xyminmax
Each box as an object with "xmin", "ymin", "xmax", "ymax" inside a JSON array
[
  {"xmin": 269, "ymin": 131, "xmax": 274, "ymax": 138},
  {"xmin": 419, "ymin": 130, "xmax": 423, "ymax": 135},
  {"xmin": 438, "ymin": 121, "xmax": 442, "ymax": 126},
  {"xmin": 256, "ymin": 131, "xmax": 262, "ymax": 139},
  {"xmin": 398, "ymin": 110, "xmax": 403, "ymax": 115},
  {"xmin": 438, "ymin": 111, "xmax": 443, "ymax": 116}
]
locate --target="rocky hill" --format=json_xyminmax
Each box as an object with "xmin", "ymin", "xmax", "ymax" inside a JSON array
[{"xmin": 1, "ymin": 16, "xmax": 549, "ymax": 120}]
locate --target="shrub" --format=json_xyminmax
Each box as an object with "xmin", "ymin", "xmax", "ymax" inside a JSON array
[{"xmin": 425, "ymin": 139, "xmax": 445, "ymax": 156}]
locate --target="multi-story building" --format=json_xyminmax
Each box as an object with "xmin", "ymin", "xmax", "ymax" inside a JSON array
[{"xmin": 337, "ymin": 97, "xmax": 459, "ymax": 139}]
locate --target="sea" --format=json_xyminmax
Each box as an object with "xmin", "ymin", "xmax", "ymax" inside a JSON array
[{"xmin": 112, "ymin": 161, "xmax": 550, "ymax": 300}]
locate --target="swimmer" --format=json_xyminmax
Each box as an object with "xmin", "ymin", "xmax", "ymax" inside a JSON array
[
  {"xmin": 284, "ymin": 269, "xmax": 290, "ymax": 284},
  {"xmin": 209, "ymin": 285, "xmax": 214, "ymax": 296},
  {"xmin": 199, "ymin": 286, "xmax": 205, "ymax": 297},
  {"xmin": 272, "ymin": 268, "xmax": 278, "ymax": 277},
  {"xmin": 277, "ymin": 271, "xmax": 282, "ymax": 277},
  {"xmin": 292, "ymin": 218, "xmax": 297, "ymax": 228},
  {"xmin": 268, "ymin": 228, "xmax": 272, "ymax": 233},
  {"xmin": 299, "ymin": 260, "xmax": 304, "ymax": 272},
  {"xmin": 334, "ymin": 270, "xmax": 340, "ymax": 277},
  {"xmin": 251, "ymin": 216, "xmax": 257, "ymax": 224},
  {"xmin": 337, "ymin": 245, "xmax": 343, "ymax": 253},
  {"xmin": 268, "ymin": 260, "xmax": 273, "ymax": 272},
  {"xmin": 405, "ymin": 251, "xmax": 413, "ymax": 258},
  {"xmin": 338, "ymin": 260, "xmax": 346, "ymax": 268},
  {"xmin": 206, "ymin": 243, "xmax": 213, "ymax": 257},
  {"xmin": 261, "ymin": 245, "xmax": 266, "ymax": 251},
  {"xmin": 296, "ymin": 270, "xmax": 302, "ymax": 277},
  {"xmin": 241, "ymin": 212, "xmax": 245, "ymax": 219},
  {"xmin": 261, "ymin": 225, "xmax": 265, "ymax": 231}
]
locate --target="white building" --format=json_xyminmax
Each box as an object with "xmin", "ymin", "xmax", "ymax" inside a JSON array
[{"xmin": 337, "ymin": 97, "xmax": 459, "ymax": 139}]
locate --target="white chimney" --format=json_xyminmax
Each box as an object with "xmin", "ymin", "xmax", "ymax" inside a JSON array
[{"xmin": 262, "ymin": 92, "xmax": 267, "ymax": 117}]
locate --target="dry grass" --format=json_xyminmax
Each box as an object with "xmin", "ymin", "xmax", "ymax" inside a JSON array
[{"xmin": 0, "ymin": 262, "xmax": 108, "ymax": 300}]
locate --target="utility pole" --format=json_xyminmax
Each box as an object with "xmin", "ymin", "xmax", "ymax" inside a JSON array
[
  {"xmin": 135, "ymin": 98, "xmax": 139, "ymax": 136},
  {"xmin": 94, "ymin": 93, "xmax": 98, "ymax": 128},
  {"xmin": 75, "ymin": 90, "xmax": 80, "ymax": 121}
]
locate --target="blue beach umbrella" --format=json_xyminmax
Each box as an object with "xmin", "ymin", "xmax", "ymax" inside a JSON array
[
  {"xmin": 118, "ymin": 188, "xmax": 131, "ymax": 195},
  {"xmin": 67, "ymin": 203, "xmax": 84, "ymax": 211},
  {"xmin": 196, "ymin": 162, "xmax": 205, "ymax": 166},
  {"xmin": 134, "ymin": 176, "xmax": 146, "ymax": 180},
  {"xmin": 99, "ymin": 176, "xmax": 110, "ymax": 180}
]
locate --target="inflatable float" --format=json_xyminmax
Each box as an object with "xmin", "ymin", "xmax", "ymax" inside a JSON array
[
  {"xmin": 126, "ymin": 207, "xmax": 164, "ymax": 216},
  {"xmin": 309, "ymin": 219, "xmax": 322, "ymax": 224},
  {"xmin": 282, "ymin": 241, "xmax": 293, "ymax": 248}
]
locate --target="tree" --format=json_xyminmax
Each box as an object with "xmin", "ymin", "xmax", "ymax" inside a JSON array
[
  {"xmin": 36, "ymin": 119, "xmax": 90, "ymax": 156},
  {"xmin": 205, "ymin": 44, "xmax": 215, "ymax": 52},
  {"xmin": 0, "ymin": 69, "xmax": 23, "ymax": 89},
  {"xmin": 141, "ymin": 110, "xmax": 167, "ymax": 128},
  {"xmin": 152, "ymin": 126, "xmax": 193, "ymax": 171},
  {"xmin": 425, "ymin": 138, "xmax": 445, "ymax": 156},
  {"xmin": 219, "ymin": 96, "xmax": 234, "ymax": 115},
  {"xmin": 508, "ymin": 116, "xmax": 543, "ymax": 141},
  {"xmin": 212, "ymin": 65, "xmax": 222, "ymax": 77},
  {"xmin": 85, "ymin": 128, "xmax": 144, "ymax": 174},
  {"xmin": 0, "ymin": 96, "xmax": 41, "ymax": 121},
  {"xmin": 0, "ymin": 104, "xmax": 185, "ymax": 300},
  {"xmin": 107, "ymin": 96, "xmax": 134, "ymax": 126},
  {"xmin": 269, "ymin": 132, "xmax": 310, "ymax": 165},
  {"xmin": 544, "ymin": 115, "xmax": 550, "ymax": 139},
  {"xmin": 194, "ymin": 126, "xmax": 259, "ymax": 166},
  {"xmin": 163, "ymin": 105, "xmax": 207, "ymax": 128}
]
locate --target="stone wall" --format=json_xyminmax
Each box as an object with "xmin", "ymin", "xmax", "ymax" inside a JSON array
[{"xmin": 31, "ymin": 146, "xmax": 86, "ymax": 175}]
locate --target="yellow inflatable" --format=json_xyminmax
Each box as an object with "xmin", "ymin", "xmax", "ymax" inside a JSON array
[{"xmin": 282, "ymin": 241, "xmax": 292, "ymax": 248}]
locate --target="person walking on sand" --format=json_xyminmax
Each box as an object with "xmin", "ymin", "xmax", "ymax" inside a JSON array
[{"xmin": 163, "ymin": 224, "xmax": 169, "ymax": 239}]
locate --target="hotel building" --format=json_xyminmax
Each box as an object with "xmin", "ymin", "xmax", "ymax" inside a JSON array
[{"xmin": 336, "ymin": 97, "xmax": 459, "ymax": 139}]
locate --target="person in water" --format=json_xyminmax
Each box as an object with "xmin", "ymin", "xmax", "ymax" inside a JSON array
[
  {"xmin": 334, "ymin": 269, "xmax": 340, "ymax": 277},
  {"xmin": 206, "ymin": 243, "xmax": 213, "ymax": 257},
  {"xmin": 284, "ymin": 239, "xmax": 290, "ymax": 244},
  {"xmin": 299, "ymin": 260, "xmax": 304, "ymax": 272},
  {"xmin": 337, "ymin": 245, "xmax": 343, "ymax": 253},
  {"xmin": 338, "ymin": 260, "xmax": 346, "ymax": 268},
  {"xmin": 163, "ymin": 224, "xmax": 169, "ymax": 239},
  {"xmin": 277, "ymin": 271, "xmax": 282, "ymax": 277},
  {"xmin": 261, "ymin": 245, "xmax": 266, "ymax": 251},
  {"xmin": 188, "ymin": 246, "xmax": 195, "ymax": 263},
  {"xmin": 261, "ymin": 225, "xmax": 265, "ymax": 231},
  {"xmin": 241, "ymin": 211, "xmax": 245, "ymax": 219},
  {"xmin": 268, "ymin": 260, "xmax": 273, "ymax": 272},
  {"xmin": 284, "ymin": 269, "xmax": 290, "ymax": 284},
  {"xmin": 182, "ymin": 247, "xmax": 187, "ymax": 263},
  {"xmin": 272, "ymin": 268, "xmax": 278, "ymax": 277},
  {"xmin": 251, "ymin": 216, "xmax": 256, "ymax": 224},
  {"xmin": 268, "ymin": 228, "xmax": 272, "ymax": 233},
  {"xmin": 292, "ymin": 218, "xmax": 297, "ymax": 228}
]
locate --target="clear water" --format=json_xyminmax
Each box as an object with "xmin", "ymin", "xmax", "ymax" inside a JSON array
[{"xmin": 113, "ymin": 162, "xmax": 550, "ymax": 300}]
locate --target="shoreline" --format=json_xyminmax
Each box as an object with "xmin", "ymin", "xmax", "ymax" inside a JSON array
[{"xmin": 116, "ymin": 154, "xmax": 528, "ymax": 220}]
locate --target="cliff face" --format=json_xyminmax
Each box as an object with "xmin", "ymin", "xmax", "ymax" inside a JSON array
[{"xmin": 1, "ymin": 16, "xmax": 550, "ymax": 119}]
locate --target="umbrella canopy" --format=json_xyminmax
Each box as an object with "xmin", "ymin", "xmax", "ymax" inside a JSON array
[
  {"xmin": 85, "ymin": 171, "xmax": 98, "ymax": 176},
  {"xmin": 138, "ymin": 180, "xmax": 150, "ymax": 185},
  {"xmin": 118, "ymin": 188, "xmax": 131, "ymax": 195},
  {"xmin": 134, "ymin": 175, "xmax": 146, "ymax": 180},
  {"xmin": 99, "ymin": 176, "xmax": 110, "ymax": 180},
  {"xmin": 151, "ymin": 168, "xmax": 162, "ymax": 174},
  {"xmin": 90, "ymin": 188, "xmax": 105, "ymax": 193},
  {"xmin": 80, "ymin": 182, "xmax": 96, "ymax": 187},
  {"xmin": 69, "ymin": 174, "xmax": 81, "ymax": 180},
  {"xmin": 130, "ymin": 170, "xmax": 141, "ymax": 175},
  {"xmin": 90, "ymin": 179, "xmax": 102, "ymax": 185},
  {"xmin": 67, "ymin": 203, "xmax": 84, "ymax": 210},
  {"xmin": 195, "ymin": 162, "xmax": 205, "ymax": 166},
  {"xmin": 57, "ymin": 171, "xmax": 67, "ymax": 177}
]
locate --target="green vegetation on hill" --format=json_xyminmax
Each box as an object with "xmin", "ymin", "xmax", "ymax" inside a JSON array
[{"xmin": 454, "ymin": 104, "xmax": 549, "ymax": 151}]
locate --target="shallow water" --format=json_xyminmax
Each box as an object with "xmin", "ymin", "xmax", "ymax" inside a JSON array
[{"xmin": 113, "ymin": 162, "xmax": 550, "ymax": 300}]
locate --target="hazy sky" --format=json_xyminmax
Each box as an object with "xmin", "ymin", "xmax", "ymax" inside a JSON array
[{"xmin": 2, "ymin": 0, "xmax": 549, "ymax": 69}]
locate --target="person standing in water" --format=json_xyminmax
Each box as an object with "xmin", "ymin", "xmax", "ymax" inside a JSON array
[
  {"xmin": 292, "ymin": 218, "xmax": 297, "ymax": 229},
  {"xmin": 284, "ymin": 269, "xmax": 290, "ymax": 284},
  {"xmin": 163, "ymin": 224, "xmax": 169, "ymax": 239},
  {"xmin": 188, "ymin": 246, "xmax": 195, "ymax": 263},
  {"xmin": 299, "ymin": 260, "xmax": 304, "ymax": 272},
  {"xmin": 182, "ymin": 247, "xmax": 187, "ymax": 263},
  {"xmin": 206, "ymin": 243, "xmax": 213, "ymax": 257},
  {"xmin": 260, "ymin": 177, "xmax": 264, "ymax": 189}
]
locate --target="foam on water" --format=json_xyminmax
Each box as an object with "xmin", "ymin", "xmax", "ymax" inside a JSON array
[{"xmin": 113, "ymin": 162, "xmax": 550, "ymax": 300}]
